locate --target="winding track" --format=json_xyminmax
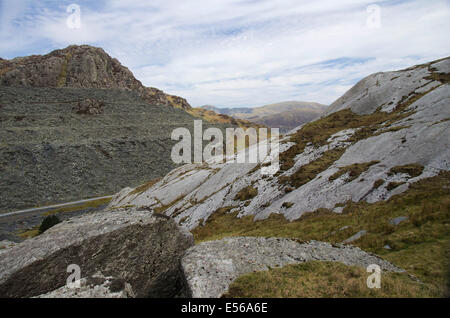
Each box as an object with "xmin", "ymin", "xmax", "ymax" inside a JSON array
[{"xmin": 0, "ymin": 196, "xmax": 113, "ymax": 218}]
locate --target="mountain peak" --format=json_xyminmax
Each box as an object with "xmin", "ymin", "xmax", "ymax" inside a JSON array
[{"xmin": 0, "ymin": 45, "xmax": 191, "ymax": 110}]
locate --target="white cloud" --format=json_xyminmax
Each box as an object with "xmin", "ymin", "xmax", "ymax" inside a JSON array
[{"xmin": 0, "ymin": 0, "xmax": 449, "ymax": 107}]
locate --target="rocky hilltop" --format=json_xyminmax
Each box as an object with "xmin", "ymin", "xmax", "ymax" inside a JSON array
[{"xmin": 0, "ymin": 45, "xmax": 191, "ymax": 110}]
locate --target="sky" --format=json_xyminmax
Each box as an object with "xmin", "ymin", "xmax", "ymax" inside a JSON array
[{"xmin": 0, "ymin": 0, "xmax": 449, "ymax": 108}]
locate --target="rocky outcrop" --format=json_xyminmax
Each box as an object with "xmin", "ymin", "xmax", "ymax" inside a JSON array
[
  {"xmin": 0, "ymin": 45, "xmax": 191, "ymax": 110},
  {"xmin": 73, "ymin": 98, "xmax": 105, "ymax": 115},
  {"xmin": 110, "ymin": 57, "xmax": 450, "ymax": 229},
  {"xmin": 181, "ymin": 237, "xmax": 403, "ymax": 298},
  {"xmin": 0, "ymin": 208, "xmax": 194, "ymax": 298},
  {"xmin": 324, "ymin": 57, "xmax": 450, "ymax": 116}
]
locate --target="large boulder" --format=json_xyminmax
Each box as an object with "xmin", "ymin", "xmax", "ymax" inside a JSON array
[
  {"xmin": 181, "ymin": 237, "xmax": 403, "ymax": 298},
  {"xmin": 0, "ymin": 208, "xmax": 194, "ymax": 298}
]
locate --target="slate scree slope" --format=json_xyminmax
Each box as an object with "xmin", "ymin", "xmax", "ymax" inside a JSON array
[{"xmin": 0, "ymin": 45, "xmax": 234, "ymax": 212}]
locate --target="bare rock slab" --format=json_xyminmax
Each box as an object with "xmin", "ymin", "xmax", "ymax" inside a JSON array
[
  {"xmin": 181, "ymin": 237, "xmax": 403, "ymax": 298},
  {"xmin": 0, "ymin": 208, "xmax": 194, "ymax": 298}
]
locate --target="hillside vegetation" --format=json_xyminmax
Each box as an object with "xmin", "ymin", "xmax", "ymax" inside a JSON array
[{"xmin": 193, "ymin": 171, "xmax": 450, "ymax": 296}]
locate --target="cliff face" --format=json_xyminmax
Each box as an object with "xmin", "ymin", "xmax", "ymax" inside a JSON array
[{"xmin": 0, "ymin": 45, "xmax": 191, "ymax": 110}]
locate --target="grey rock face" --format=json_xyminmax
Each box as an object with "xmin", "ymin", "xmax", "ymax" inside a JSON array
[
  {"xmin": 181, "ymin": 237, "xmax": 403, "ymax": 298},
  {"xmin": 0, "ymin": 208, "xmax": 194, "ymax": 298}
]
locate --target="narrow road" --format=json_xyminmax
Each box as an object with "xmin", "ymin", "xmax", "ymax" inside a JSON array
[{"xmin": 0, "ymin": 196, "xmax": 113, "ymax": 218}]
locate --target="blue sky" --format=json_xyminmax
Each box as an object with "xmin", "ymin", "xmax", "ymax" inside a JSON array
[{"xmin": 1, "ymin": 0, "xmax": 449, "ymax": 107}]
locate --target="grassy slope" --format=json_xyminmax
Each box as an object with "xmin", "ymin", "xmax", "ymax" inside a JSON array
[
  {"xmin": 193, "ymin": 172, "xmax": 450, "ymax": 297},
  {"xmin": 223, "ymin": 261, "xmax": 437, "ymax": 298}
]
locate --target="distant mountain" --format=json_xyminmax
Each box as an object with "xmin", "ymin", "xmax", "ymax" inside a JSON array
[
  {"xmin": 108, "ymin": 57, "xmax": 450, "ymax": 297},
  {"xmin": 200, "ymin": 101, "xmax": 328, "ymax": 132},
  {"xmin": 201, "ymin": 105, "xmax": 253, "ymax": 115},
  {"xmin": 187, "ymin": 107, "xmax": 263, "ymax": 130}
]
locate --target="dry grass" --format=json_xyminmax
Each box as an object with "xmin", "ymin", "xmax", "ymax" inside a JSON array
[
  {"xmin": 279, "ymin": 148, "xmax": 345, "ymax": 188},
  {"xmin": 166, "ymin": 95, "xmax": 183, "ymax": 109},
  {"xmin": 18, "ymin": 227, "xmax": 39, "ymax": 239},
  {"xmin": 127, "ymin": 178, "xmax": 161, "ymax": 197},
  {"xmin": 386, "ymin": 182, "xmax": 406, "ymax": 191},
  {"xmin": 223, "ymin": 261, "xmax": 438, "ymax": 298},
  {"xmin": 234, "ymin": 186, "xmax": 258, "ymax": 201},
  {"xmin": 425, "ymin": 72, "xmax": 450, "ymax": 84},
  {"xmin": 57, "ymin": 52, "xmax": 72, "ymax": 87},
  {"xmin": 43, "ymin": 197, "xmax": 111, "ymax": 216},
  {"xmin": 0, "ymin": 66, "xmax": 10, "ymax": 76},
  {"xmin": 373, "ymin": 179, "xmax": 385, "ymax": 189},
  {"xmin": 329, "ymin": 161, "xmax": 380, "ymax": 182},
  {"xmin": 388, "ymin": 164, "xmax": 424, "ymax": 178}
]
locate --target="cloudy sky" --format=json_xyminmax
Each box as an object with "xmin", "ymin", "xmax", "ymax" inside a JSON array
[{"xmin": 1, "ymin": 0, "xmax": 449, "ymax": 107}]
